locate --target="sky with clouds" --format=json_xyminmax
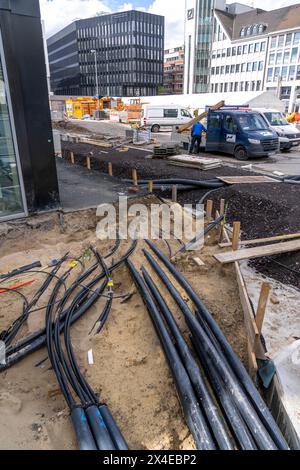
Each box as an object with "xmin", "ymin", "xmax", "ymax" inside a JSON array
[{"xmin": 40, "ymin": 0, "xmax": 300, "ymax": 48}]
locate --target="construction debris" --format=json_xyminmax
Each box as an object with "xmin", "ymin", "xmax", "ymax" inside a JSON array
[{"xmin": 153, "ymin": 143, "xmax": 180, "ymax": 158}]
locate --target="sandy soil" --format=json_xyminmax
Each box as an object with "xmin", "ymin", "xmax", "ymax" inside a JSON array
[{"xmin": 0, "ymin": 198, "xmax": 248, "ymax": 450}]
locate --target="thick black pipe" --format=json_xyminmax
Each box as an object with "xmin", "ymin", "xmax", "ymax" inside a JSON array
[
  {"xmin": 123, "ymin": 178, "xmax": 224, "ymax": 188},
  {"xmin": 190, "ymin": 335, "xmax": 257, "ymax": 450},
  {"xmin": 85, "ymin": 405, "xmax": 115, "ymax": 450},
  {"xmin": 145, "ymin": 240, "xmax": 289, "ymax": 450},
  {"xmin": 127, "ymin": 259, "xmax": 216, "ymax": 450},
  {"xmin": 71, "ymin": 407, "xmax": 97, "ymax": 451},
  {"xmin": 142, "ymin": 267, "xmax": 234, "ymax": 450},
  {"xmin": 99, "ymin": 405, "xmax": 129, "ymax": 450},
  {"xmin": 143, "ymin": 250, "xmax": 278, "ymax": 450},
  {"xmin": 3, "ymin": 241, "xmax": 138, "ymax": 367}
]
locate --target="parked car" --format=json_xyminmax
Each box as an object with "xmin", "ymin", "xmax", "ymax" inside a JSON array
[
  {"xmin": 141, "ymin": 105, "xmax": 192, "ymax": 133},
  {"xmin": 255, "ymin": 108, "xmax": 300, "ymax": 151},
  {"xmin": 205, "ymin": 110, "xmax": 279, "ymax": 160}
]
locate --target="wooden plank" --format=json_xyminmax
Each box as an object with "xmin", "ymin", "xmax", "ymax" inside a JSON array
[
  {"xmin": 192, "ymin": 257, "xmax": 205, "ymax": 267},
  {"xmin": 214, "ymin": 239, "xmax": 300, "ymax": 264},
  {"xmin": 217, "ymin": 176, "xmax": 278, "ymax": 184},
  {"xmin": 232, "ymin": 222, "xmax": 241, "ymax": 251},
  {"xmin": 86, "ymin": 156, "xmax": 91, "ymax": 170},
  {"xmin": 70, "ymin": 151, "xmax": 75, "ymax": 164},
  {"xmin": 219, "ymin": 232, "xmax": 300, "ymax": 248},
  {"xmin": 178, "ymin": 100, "xmax": 225, "ymax": 133},
  {"xmin": 172, "ymin": 185, "xmax": 178, "ymax": 203},
  {"xmin": 235, "ymin": 261, "xmax": 259, "ymax": 376},
  {"xmin": 108, "ymin": 162, "xmax": 113, "ymax": 177}
]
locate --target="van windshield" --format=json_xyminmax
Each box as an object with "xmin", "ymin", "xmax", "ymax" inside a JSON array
[
  {"xmin": 181, "ymin": 109, "xmax": 192, "ymax": 118},
  {"xmin": 237, "ymin": 114, "xmax": 269, "ymax": 131},
  {"xmin": 264, "ymin": 112, "xmax": 288, "ymax": 126}
]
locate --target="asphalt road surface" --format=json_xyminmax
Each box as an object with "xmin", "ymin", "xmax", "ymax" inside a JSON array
[{"xmin": 69, "ymin": 119, "xmax": 300, "ymax": 176}]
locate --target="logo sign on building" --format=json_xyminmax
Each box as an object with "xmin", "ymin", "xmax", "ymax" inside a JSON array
[{"xmin": 187, "ymin": 8, "xmax": 194, "ymax": 20}]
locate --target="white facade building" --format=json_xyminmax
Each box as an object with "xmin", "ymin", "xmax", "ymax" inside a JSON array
[{"xmin": 185, "ymin": 2, "xmax": 300, "ymax": 113}]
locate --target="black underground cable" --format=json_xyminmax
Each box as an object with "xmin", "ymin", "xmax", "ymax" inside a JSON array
[
  {"xmin": 143, "ymin": 249, "xmax": 279, "ymax": 450},
  {"xmin": 142, "ymin": 267, "xmax": 234, "ymax": 450},
  {"xmin": 145, "ymin": 239, "xmax": 289, "ymax": 451},
  {"xmin": 127, "ymin": 258, "xmax": 216, "ymax": 450}
]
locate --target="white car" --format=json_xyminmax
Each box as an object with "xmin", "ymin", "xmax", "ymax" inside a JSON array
[{"xmin": 255, "ymin": 108, "xmax": 300, "ymax": 152}]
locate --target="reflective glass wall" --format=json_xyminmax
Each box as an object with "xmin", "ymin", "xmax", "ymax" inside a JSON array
[{"xmin": 0, "ymin": 55, "xmax": 25, "ymax": 219}]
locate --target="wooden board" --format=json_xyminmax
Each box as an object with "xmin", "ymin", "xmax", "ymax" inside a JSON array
[
  {"xmin": 178, "ymin": 100, "xmax": 225, "ymax": 133},
  {"xmin": 219, "ymin": 232, "xmax": 300, "ymax": 248},
  {"xmin": 214, "ymin": 239, "xmax": 300, "ymax": 264},
  {"xmin": 217, "ymin": 176, "xmax": 278, "ymax": 184}
]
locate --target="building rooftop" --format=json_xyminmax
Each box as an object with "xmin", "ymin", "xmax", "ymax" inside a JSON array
[{"xmin": 215, "ymin": 3, "xmax": 300, "ymax": 41}]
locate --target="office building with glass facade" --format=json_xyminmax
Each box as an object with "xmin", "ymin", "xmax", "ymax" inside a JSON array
[
  {"xmin": 47, "ymin": 11, "xmax": 165, "ymax": 97},
  {"xmin": 0, "ymin": 0, "xmax": 59, "ymax": 222}
]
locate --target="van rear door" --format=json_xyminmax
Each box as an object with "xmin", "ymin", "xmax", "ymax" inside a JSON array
[
  {"xmin": 206, "ymin": 112, "xmax": 222, "ymax": 152},
  {"xmin": 221, "ymin": 114, "xmax": 238, "ymax": 154}
]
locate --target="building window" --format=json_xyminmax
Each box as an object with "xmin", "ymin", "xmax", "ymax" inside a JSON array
[
  {"xmin": 297, "ymin": 65, "xmax": 300, "ymax": 80},
  {"xmin": 276, "ymin": 51, "xmax": 283, "ymax": 64},
  {"xmin": 220, "ymin": 83, "xmax": 223, "ymax": 93},
  {"xmin": 227, "ymin": 48, "xmax": 231, "ymax": 57},
  {"xmin": 221, "ymin": 66, "xmax": 225, "ymax": 74},
  {"xmin": 256, "ymin": 80, "xmax": 261, "ymax": 90},
  {"xmin": 261, "ymin": 42, "xmax": 266, "ymax": 52},
  {"xmin": 240, "ymin": 28, "xmax": 245, "ymax": 37},
  {"xmin": 247, "ymin": 62, "xmax": 252, "ymax": 72},
  {"xmin": 280, "ymin": 86, "xmax": 291, "ymax": 99},
  {"xmin": 274, "ymin": 67, "xmax": 280, "ymax": 81},
  {"xmin": 289, "ymin": 65, "xmax": 296, "ymax": 80},
  {"xmin": 245, "ymin": 81, "xmax": 250, "ymax": 91},
  {"xmin": 258, "ymin": 24, "xmax": 264, "ymax": 34},
  {"xmin": 224, "ymin": 83, "xmax": 228, "ymax": 92},
  {"xmin": 216, "ymin": 67, "xmax": 220, "ymax": 75},
  {"xmin": 281, "ymin": 66, "xmax": 288, "ymax": 80},
  {"xmin": 237, "ymin": 46, "xmax": 242, "ymax": 55},
  {"xmin": 249, "ymin": 44, "xmax": 254, "ymax": 53},
  {"xmin": 240, "ymin": 81, "xmax": 245, "ymax": 91},
  {"xmin": 283, "ymin": 50, "xmax": 290, "ymax": 64},
  {"xmin": 278, "ymin": 35, "xmax": 284, "ymax": 47},
  {"xmin": 236, "ymin": 64, "xmax": 240, "ymax": 72},
  {"xmin": 241, "ymin": 63, "xmax": 246, "ymax": 72},
  {"xmin": 252, "ymin": 62, "xmax": 258, "ymax": 71},
  {"xmin": 269, "ymin": 53, "xmax": 275, "ymax": 65},
  {"xmin": 232, "ymin": 47, "xmax": 236, "ymax": 56},
  {"xmin": 234, "ymin": 82, "xmax": 238, "ymax": 91},
  {"xmin": 246, "ymin": 26, "xmax": 252, "ymax": 36},
  {"xmin": 211, "ymin": 67, "xmax": 215, "ymax": 75},
  {"xmin": 225, "ymin": 65, "xmax": 230, "ymax": 74},
  {"xmin": 255, "ymin": 43, "xmax": 260, "ymax": 53},
  {"xmin": 243, "ymin": 44, "xmax": 248, "ymax": 54},
  {"xmin": 267, "ymin": 68, "xmax": 273, "ymax": 82},
  {"xmin": 286, "ymin": 33, "xmax": 292, "ymax": 46},
  {"xmin": 291, "ymin": 47, "xmax": 298, "ymax": 63},
  {"xmin": 230, "ymin": 64, "xmax": 235, "ymax": 73},
  {"xmin": 270, "ymin": 36, "xmax": 277, "ymax": 48},
  {"xmin": 0, "ymin": 56, "xmax": 25, "ymax": 218},
  {"xmin": 294, "ymin": 32, "xmax": 300, "ymax": 45}
]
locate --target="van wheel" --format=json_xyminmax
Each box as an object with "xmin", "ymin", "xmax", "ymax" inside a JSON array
[
  {"xmin": 151, "ymin": 125, "xmax": 160, "ymax": 133},
  {"xmin": 234, "ymin": 146, "xmax": 248, "ymax": 161}
]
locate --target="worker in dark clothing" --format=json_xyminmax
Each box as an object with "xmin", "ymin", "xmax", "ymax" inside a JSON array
[{"xmin": 189, "ymin": 121, "xmax": 207, "ymax": 154}]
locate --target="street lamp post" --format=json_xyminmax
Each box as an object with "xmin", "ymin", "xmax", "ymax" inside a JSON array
[{"xmin": 91, "ymin": 49, "xmax": 100, "ymax": 109}]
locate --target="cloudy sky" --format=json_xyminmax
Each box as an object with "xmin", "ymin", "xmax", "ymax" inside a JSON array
[{"xmin": 40, "ymin": 0, "xmax": 300, "ymax": 48}]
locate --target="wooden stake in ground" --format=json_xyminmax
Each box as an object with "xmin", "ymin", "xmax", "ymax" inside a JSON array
[
  {"xmin": 255, "ymin": 282, "xmax": 271, "ymax": 335},
  {"xmin": 206, "ymin": 200, "xmax": 213, "ymax": 223},
  {"xmin": 108, "ymin": 162, "xmax": 113, "ymax": 177},
  {"xmin": 172, "ymin": 185, "xmax": 178, "ymax": 203},
  {"xmin": 148, "ymin": 181, "xmax": 153, "ymax": 193},
  {"xmin": 232, "ymin": 222, "xmax": 241, "ymax": 251},
  {"xmin": 86, "ymin": 156, "xmax": 91, "ymax": 170},
  {"xmin": 70, "ymin": 151, "xmax": 75, "ymax": 164},
  {"xmin": 219, "ymin": 199, "xmax": 225, "ymax": 216},
  {"xmin": 132, "ymin": 169, "xmax": 138, "ymax": 186}
]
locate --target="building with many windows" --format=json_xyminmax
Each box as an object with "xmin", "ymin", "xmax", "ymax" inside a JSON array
[
  {"xmin": 185, "ymin": 2, "xmax": 300, "ymax": 112},
  {"xmin": 47, "ymin": 11, "xmax": 164, "ymax": 97},
  {"xmin": 163, "ymin": 46, "xmax": 184, "ymax": 94}
]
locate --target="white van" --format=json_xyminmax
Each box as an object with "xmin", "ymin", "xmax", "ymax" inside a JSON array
[
  {"xmin": 141, "ymin": 105, "xmax": 192, "ymax": 133},
  {"xmin": 255, "ymin": 108, "xmax": 300, "ymax": 151}
]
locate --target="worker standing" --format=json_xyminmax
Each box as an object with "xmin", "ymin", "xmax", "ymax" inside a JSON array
[{"xmin": 189, "ymin": 121, "xmax": 207, "ymax": 154}]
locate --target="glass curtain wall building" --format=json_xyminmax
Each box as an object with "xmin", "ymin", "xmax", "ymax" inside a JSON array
[
  {"xmin": 47, "ymin": 11, "xmax": 165, "ymax": 97},
  {"xmin": 0, "ymin": 0, "xmax": 59, "ymax": 222},
  {"xmin": 0, "ymin": 51, "xmax": 25, "ymax": 219}
]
